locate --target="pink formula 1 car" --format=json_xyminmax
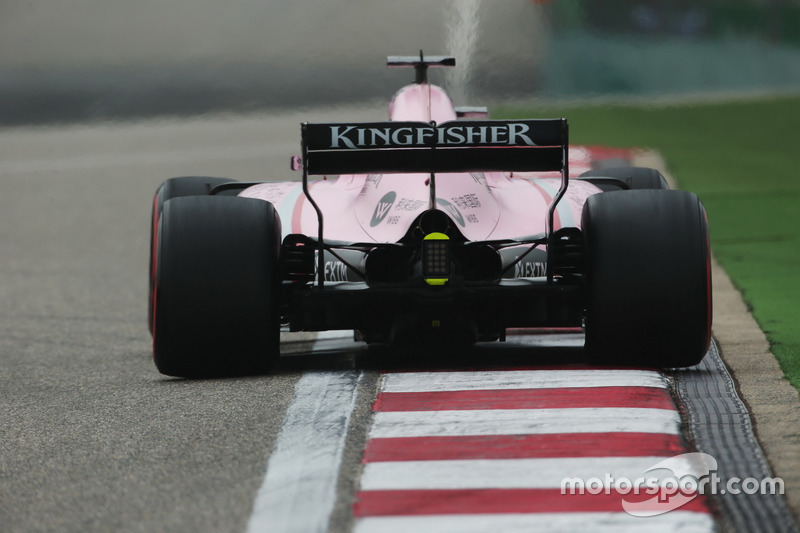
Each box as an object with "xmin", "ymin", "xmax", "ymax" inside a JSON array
[{"xmin": 148, "ymin": 54, "xmax": 711, "ymax": 377}]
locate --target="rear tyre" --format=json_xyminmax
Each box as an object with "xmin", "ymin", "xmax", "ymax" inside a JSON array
[
  {"xmin": 153, "ymin": 196, "xmax": 282, "ymax": 377},
  {"xmin": 582, "ymin": 190, "xmax": 711, "ymax": 367},
  {"xmin": 148, "ymin": 177, "xmax": 236, "ymax": 334},
  {"xmin": 579, "ymin": 166, "xmax": 669, "ymax": 190}
]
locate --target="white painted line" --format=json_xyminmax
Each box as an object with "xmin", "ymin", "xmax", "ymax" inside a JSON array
[
  {"xmin": 354, "ymin": 512, "xmax": 715, "ymax": 533},
  {"xmin": 370, "ymin": 408, "xmax": 682, "ymax": 438},
  {"xmin": 360, "ymin": 456, "xmax": 699, "ymax": 490},
  {"xmin": 381, "ymin": 369, "xmax": 668, "ymax": 393},
  {"xmin": 246, "ymin": 370, "xmax": 362, "ymax": 533}
]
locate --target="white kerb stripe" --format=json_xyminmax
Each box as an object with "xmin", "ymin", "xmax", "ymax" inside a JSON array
[
  {"xmin": 381, "ymin": 369, "xmax": 668, "ymax": 393},
  {"xmin": 246, "ymin": 371, "xmax": 362, "ymax": 533},
  {"xmin": 370, "ymin": 408, "xmax": 682, "ymax": 439},
  {"xmin": 354, "ymin": 512, "xmax": 715, "ymax": 533},
  {"xmin": 360, "ymin": 456, "xmax": 702, "ymax": 490}
]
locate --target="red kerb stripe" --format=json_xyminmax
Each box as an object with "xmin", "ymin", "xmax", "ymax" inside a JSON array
[
  {"xmin": 363, "ymin": 432, "xmax": 686, "ymax": 462},
  {"xmin": 354, "ymin": 488, "xmax": 710, "ymax": 517},
  {"xmin": 372, "ymin": 386, "xmax": 675, "ymax": 412}
]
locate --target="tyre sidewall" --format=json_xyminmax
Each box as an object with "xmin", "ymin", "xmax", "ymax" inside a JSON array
[
  {"xmin": 153, "ymin": 195, "xmax": 281, "ymax": 377},
  {"xmin": 583, "ymin": 189, "xmax": 711, "ymax": 367}
]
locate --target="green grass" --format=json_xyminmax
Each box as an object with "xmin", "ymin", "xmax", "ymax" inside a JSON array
[{"xmin": 496, "ymin": 96, "xmax": 800, "ymax": 392}]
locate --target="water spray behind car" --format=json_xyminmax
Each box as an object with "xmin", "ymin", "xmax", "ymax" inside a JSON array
[{"xmin": 444, "ymin": 0, "xmax": 481, "ymax": 104}]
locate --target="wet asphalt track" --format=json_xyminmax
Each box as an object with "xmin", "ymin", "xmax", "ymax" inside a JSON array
[{"xmin": 0, "ymin": 109, "xmax": 377, "ymax": 532}]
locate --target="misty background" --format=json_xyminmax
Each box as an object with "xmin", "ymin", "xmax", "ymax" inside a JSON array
[{"xmin": 2, "ymin": 0, "xmax": 800, "ymax": 125}]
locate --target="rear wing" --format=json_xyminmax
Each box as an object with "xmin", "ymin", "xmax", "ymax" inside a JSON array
[
  {"xmin": 299, "ymin": 119, "xmax": 569, "ymax": 287},
  {"xmin": 302, "ymin": 119, "xmax": 566, "ymax": 175}
]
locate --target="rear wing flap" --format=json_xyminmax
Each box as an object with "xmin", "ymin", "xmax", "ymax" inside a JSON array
[{"xmin": 301, "ymin": 119, "xmax": 567, "ymax": 175}]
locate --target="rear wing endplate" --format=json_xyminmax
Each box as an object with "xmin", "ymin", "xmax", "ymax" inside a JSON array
[{"xmin": 299, "ymin": 119, "xmax": 569, "ymax": 287}]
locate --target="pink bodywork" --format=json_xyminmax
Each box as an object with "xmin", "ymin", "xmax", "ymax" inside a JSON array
[{"xmin": 241, "ymin": 83, "xmax": 617, "ymax": 243}]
